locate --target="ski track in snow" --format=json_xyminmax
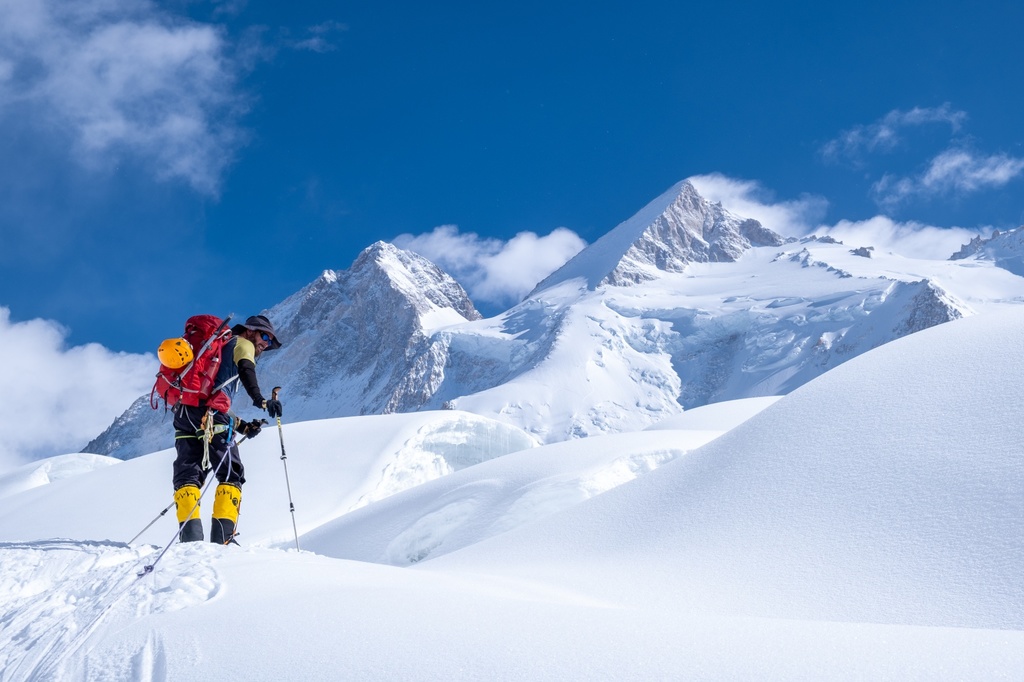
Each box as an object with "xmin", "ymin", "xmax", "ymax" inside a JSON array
[{"xmin": 0, "ymin": 541, "xmax": 220, "ymax": 682}]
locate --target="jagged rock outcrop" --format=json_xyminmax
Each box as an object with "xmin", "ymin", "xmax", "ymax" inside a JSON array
[{"xmin": 950, "ymin": 226, "xmax": 1024, "ymax": 276}]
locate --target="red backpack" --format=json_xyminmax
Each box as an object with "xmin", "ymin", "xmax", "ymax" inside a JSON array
[{"xmin": 151, "ymin": 315, "xmax": 234, "ymax": 413}]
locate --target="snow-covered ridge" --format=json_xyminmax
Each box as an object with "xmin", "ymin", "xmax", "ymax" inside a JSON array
[
  {"xmin": 86, "ymin": 181, "xmax": 1024, "ymax": 459},
  {"xmin": 950, "ymin": 224, "xmax": 1024, "ymax": 276}
]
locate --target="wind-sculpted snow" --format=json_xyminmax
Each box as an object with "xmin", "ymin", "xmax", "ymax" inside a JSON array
[
  {"xmin": 300, "ymin": 430, "xmax": 717, "ymax": 566},
  {"xmin": 349, "ymin": 415, "xmax": 538, "ymax": 511},
  {"xmin": 0, "ymin": 453, "xmax": 120, "ymax": 500},
  {"xmin": 295, "ymin": 401, "xmax": 774, "ymax": 568}
]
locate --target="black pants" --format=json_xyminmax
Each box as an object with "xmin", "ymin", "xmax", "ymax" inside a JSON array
[{"xmin": 172, "ymin": 404, "xmax": 245, "ymax": 491}]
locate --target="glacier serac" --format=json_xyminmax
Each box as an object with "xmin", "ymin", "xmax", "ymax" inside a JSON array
[{"xmin": 87, "ymin": 180, "xmax": 1024, "ymax": 458}]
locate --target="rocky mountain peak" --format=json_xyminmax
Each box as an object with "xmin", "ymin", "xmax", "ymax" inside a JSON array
[
  {"xmin": 252, "ymin": 242, "xmax": 482, "ymax": 417},
  {"xmin": 531, "ymin": 179, "xmax": 786, "ymax": 294},
  {"xmin": 350, "ymin": 241, "xmax": 481, "ymax": 321}
]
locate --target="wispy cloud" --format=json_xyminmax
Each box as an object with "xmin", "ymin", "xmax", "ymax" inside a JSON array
[
  {"xmin": 822, "ymin": 104, "xmax": 1024, "ymax": 212},
  {"xmin": 289, "ymin": 21, "xmax": 348, "ymax": 53},
  {"xmin": 872, "ymin": 149, "xmax": 1024, "ymax": 210},
  {"xmin": 211, "ymin": 0, "xmax": 249, "ymax": 18},
  {"xmin": 0, "ymin": 0, "xmax": 249, "ymax": 195},
  {"xmin": 0, "ymin": 307, "xmax": 154, "ymax": 472},
  {"xmin": 688, "ymin": 173, "xmax": 829, "ymax": 237},
  {"xmin": 394, "ymin": 226, "xmax": 587, "ymax": 307},
  {"xmin": 821, "ymin": 104, "xmax": 967, "ymax": 164}
]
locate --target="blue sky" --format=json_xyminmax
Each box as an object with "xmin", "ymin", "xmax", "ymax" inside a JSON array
[{"xmin": 2, "ymin": 0, "xmax": 1023, "ymax": 356}]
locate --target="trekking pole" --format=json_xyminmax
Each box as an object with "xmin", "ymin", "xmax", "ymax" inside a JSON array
[
  {"xmin": 270, "ymin": 387, "xmax": 300, "ymax": 550},
  {"xmin": 128, "ymin": 501, "xmax": 175, "ymax": 544},
  {"xmin": 138, "ymin": 430, "xmax": 250, "ymax": 578}
]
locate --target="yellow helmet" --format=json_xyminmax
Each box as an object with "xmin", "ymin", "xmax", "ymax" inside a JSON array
[{"xmin": 157, "ymin": 337, "xmax": 194, "ymax": 369}]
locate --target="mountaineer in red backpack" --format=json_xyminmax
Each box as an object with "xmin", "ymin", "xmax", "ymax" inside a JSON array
[{"xmin": 154, "ymin": 314, "xmax": 283, "ymax": 544}]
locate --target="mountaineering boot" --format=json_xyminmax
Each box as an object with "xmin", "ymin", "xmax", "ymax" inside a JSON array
[
  {"xmin": 174, "ymin": 484, "xmax": 204, "ymax": 542},
  {"xmin": 211, "ymin": 483, "xmax": 241, "ymax": 545}
]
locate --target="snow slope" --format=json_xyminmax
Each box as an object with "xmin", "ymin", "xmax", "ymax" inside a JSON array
[
  {"xmin": 2, "ymin": 310, "xmax": 1024, "ymax": 679},
  {"xmin": 432, "ymin": 309, "xmax": 1024, "ymax": 629}
]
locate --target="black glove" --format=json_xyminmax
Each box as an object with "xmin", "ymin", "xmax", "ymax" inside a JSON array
[
  {"xmin": 267, "ymin": 399, "xmax": 283, "ymax": 419},
  {"xmin": 254, "ymin": 397, "xmax": 267, "ymax": 409},
  {"xmin": 237, "ymin": 418, "xmax": 263, "ymax": 438}
]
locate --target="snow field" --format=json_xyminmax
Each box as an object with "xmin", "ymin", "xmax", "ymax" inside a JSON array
[{"xmin": 2, "ymin": 311, "xmax": 1024, "ymax": 678}]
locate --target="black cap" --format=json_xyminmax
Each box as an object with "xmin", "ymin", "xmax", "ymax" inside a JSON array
[{"xmin": 232, "ymin": 314, "xmax": 282, "ymax": 350}]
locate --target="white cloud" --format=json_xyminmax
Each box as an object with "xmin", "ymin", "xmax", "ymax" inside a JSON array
[
  {"xmin": 813, "ymin": 216, "xmax": 988, "ymax": 260},
  {"xmin": 394, "ymin": 226, "xmax": 587, "ymax": 307},
  {"xmin": 921, "ymin": 149, "xmax": 1024, "ymax": 193},
  {"xmin": 0, "ymin": 307, "xmax": 154, "ymax": 472},
  {"xmin": 689, "ymin": 172, "xmax": 988, "ymax": 259},
  {"xmin": 0, "ymin": 0, "xmax": 248, "ymax": 195},
  {"xmin": 872, "ymin": 149, "xmax": 1024, "ymax": 209},
  {"xmin": 688, "ymin": 173, "xmax": 829, "ymax": 237},
  {"xmin": 822, "ymin": 104, "xmax": 967, "ymax": 163}
]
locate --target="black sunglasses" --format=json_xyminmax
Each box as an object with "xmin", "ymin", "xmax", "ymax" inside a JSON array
[{"xmin": 259, "ymin": 333, "xmax": 272, "ymax": 344}]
